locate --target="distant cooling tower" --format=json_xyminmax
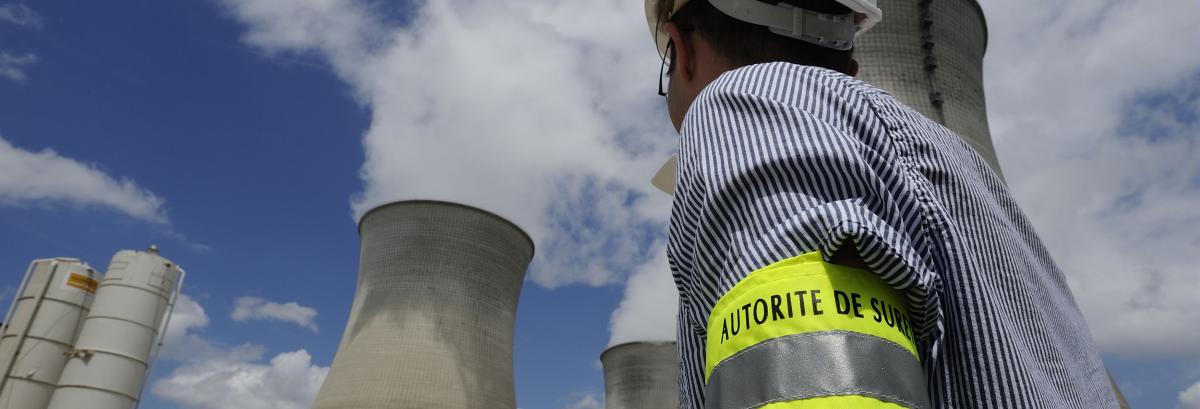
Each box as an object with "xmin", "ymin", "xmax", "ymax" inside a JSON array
[
  {"xmin": 855, "ymin": 0, "xmax": 1002, "ymax": 176},
  {"xmin": 601, "ymin": 342, "xmax": 679, "ymax": 409},
  {"xmin": 313, "ymin": 200, "xmax": 534, "ymax": 409}
]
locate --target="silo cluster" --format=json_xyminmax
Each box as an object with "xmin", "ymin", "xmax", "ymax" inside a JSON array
[{"xmin": 0, "ymin": 247, "xmax": 185, "ymax": 409}]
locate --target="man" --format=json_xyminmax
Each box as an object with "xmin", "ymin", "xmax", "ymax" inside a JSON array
[{"xmin": 647, "ymin": 0, "xmax": 1124, "ymax": 407}]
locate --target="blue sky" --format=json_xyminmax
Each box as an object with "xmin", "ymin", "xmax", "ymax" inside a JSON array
[{"xmin": 1, "ymin": 1, "xmax": 1198, "ymax": 409}]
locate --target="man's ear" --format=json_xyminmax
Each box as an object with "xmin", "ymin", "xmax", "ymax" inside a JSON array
[
  {"xmin": 664, "ymin": 22, "xmax": 695, "ymax": 82},
  {"xmin": 847, "ymin": 58, "xmax": 859, "ymax": 77}
]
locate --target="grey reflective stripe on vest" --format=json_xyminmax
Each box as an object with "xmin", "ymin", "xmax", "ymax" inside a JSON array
[{"xmin": 704, "ymin": 331, "xmax": 930, "ymax": 409}]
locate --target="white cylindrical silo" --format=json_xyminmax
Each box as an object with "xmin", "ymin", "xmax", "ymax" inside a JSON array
[
  {"xmin": 0, "ymin": 258, "xmax": 100, "ymax": 409},
  {"xmin": 855, "ymin": 0, "xmax": 1001, "ymax": 176},
  {"xmin": 312, "ymin": 200, "xmax": 534, "ymax": 409},
  {"xmin": 45, "ymin": 247, "xmax": 184, "ymax": 409},
  {"xmin": 601, "ymin": 342, "xmax": 679, "ymax": 409}
]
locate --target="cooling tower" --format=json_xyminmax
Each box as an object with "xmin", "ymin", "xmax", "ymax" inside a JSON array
[
  {"xmin": 601, "ymin": 342, "xmax": 679, "ymax": 409},
  {"xmin": 312, "ymin": 200, "xmax": 534, "ymax": 409},
  {"xmin": 855, "ymin": 0, "xmax": 1002, "ymax": 176}
]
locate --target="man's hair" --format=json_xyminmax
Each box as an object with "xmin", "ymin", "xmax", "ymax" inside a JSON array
[{"xmin": 669, "ymin": 0, "xmax": 856, "ymax": 73}]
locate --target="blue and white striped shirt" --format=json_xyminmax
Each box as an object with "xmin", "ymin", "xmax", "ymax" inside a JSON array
[{"xmin": 666, "ymin": 62, "xmax": 1118, "ymax": 409}]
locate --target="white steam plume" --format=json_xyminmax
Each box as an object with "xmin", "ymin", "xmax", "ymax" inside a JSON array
[{"xmin": 223, "ymin": 0, "xmax": 675, "ymax": 289}]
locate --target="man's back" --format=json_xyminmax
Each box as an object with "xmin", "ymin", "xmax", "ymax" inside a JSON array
[{"xmin": 667, "ymin": 62, "xmax": 1118, "ymax": 408}]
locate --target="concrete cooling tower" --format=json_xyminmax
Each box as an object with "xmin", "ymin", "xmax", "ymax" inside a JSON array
[
  {"xmin": 601, "ymin": 342, "xmax": 679, "ymax": 409},
  {"xmin": 312, "ymin": 200, "xmax": 534, "ymax": 409},
  {"xmin": 855, "ymin": 0, "xmax": 1002, "ymax": 176}
]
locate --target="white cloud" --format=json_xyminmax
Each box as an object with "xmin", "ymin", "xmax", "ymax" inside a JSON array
[
  {"xmin": 230, "ymin": 296, "xmax": 319, "ymax": 332},
  {"xmin": 0, "ymin": 4, "xmax": 40, "ymax": 82},
  {"xmin": 222, "ymin": 0, "xmax": 675, "ymax": 289},
  {"xmin": 165, "ymin": 294, "xmax": 210, "ymax": 341},
  {"xmin": 153, "ymin": 348, "xmax": 328, "ymax": 409},
  {"xmin": 564, "ymin": 392, "xmax": 603, "ymax": 409},
  {"xmin": 160, "ymin": 294, "xmax": 213, "ymax": 360},
  {"xmin": 0, "ymin": 3, "xmax": 40, "ymax": 28},
  {"xmin": 979, "ymin": 0, "xmax": 1200, "ymax": 358},
  {"xmin": 1181, "ymin": 381, "xmax": 1200, "ymax": 409},
  {"xmin": 0, "ymin": 136, "xmax": 169, "ymax": 224},
  {"xmin": 153, "ymin": 295, "xmax": 329, "ymax": 409},
  {"xmin": 608, "ymin": 242, "xmax": 677, "ymax": 346},
  {"xmin": 159, "ymin": 294, "xmax": 246, "ymax": 363},
  {"xmin": 0, "ymin": 52, "xmax": 37, "ymax": 82}
]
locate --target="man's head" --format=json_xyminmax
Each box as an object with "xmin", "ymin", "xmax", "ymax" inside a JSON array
[{"xmin": 659, "ymin": 0, "xmax": 861, "ymax": 130}]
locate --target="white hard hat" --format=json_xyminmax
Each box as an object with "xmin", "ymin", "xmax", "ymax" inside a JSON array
[{"xmin": 645, "ymin": 0, "xmax": 882, "ymax": 56}]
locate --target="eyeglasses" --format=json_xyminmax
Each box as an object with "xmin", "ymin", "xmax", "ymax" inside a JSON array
[
  {"xmin": 655, "ymin": 22, "xmax": 692, "ymax": 97},
  {"xmin": 658, "ymin": 39, "xmax": 675, "ymax": 97}
]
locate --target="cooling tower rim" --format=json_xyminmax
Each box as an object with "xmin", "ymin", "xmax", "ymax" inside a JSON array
[
  {"xmin": 601, "ymin": 341, "xmax": 677, "ymax": 360},
  {"xmin": 356, "ymin": 199, "xmax": 535, "ymax": 256}
]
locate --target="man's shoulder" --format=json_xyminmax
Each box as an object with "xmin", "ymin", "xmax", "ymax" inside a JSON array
[
  {"xmin": 688, "ymin": 62, "xmax": 893, "ymax": 143},
  {"xmin": 699, "ymin": 63, "xmax": 969, "ymax": 148}
]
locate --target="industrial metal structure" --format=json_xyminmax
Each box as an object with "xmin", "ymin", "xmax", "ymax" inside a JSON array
[
  {"xmin": 45, "ymin": 247, "xmax": 185, "ymax": 409},
  {"xmin": 313, "ymin": 200, "xmax": 534, "ymax": 409},
  {"xmin": 601, "ymin": 342, "xmax": 679, "ymax": 409},
  {"xmin": 855, "ymin": 0, "xmax": 1002, "ymax": 175},
  {"xmin": 0, "ymin": 258, "xmax": 100, "ymax": 409},
  {"xmin": 0, "ymin": 247, "xmax": 183, "ymax": 409}
]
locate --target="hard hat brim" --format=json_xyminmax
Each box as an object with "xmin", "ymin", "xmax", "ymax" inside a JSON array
[
  {"xmin": 645, "ymin": 0, "xmax": 678, "ymax": 58},
  {"xmin": 644, "ymin": 0, "xmax": 883, "ymax": 57}
]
